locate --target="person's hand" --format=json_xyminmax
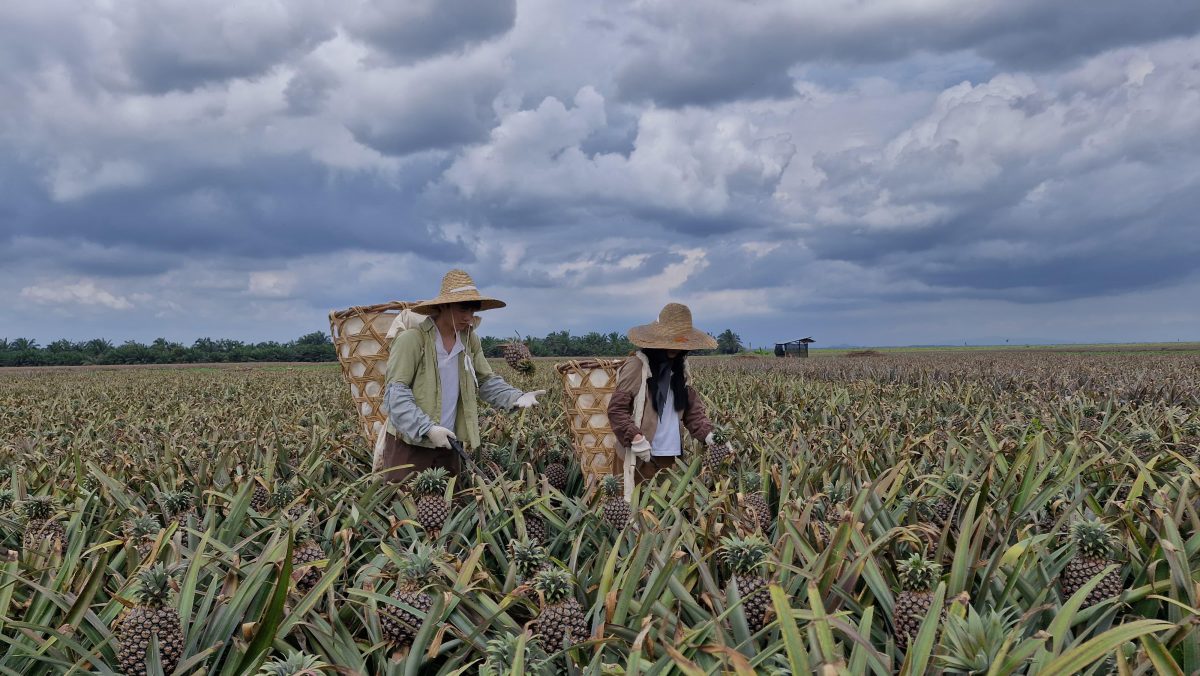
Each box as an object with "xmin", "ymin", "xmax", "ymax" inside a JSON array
[
  {"xmin": 516, "ymin": 389, "xmax": 547, "ymax": 409},
  {"xmin": 426, "ymin": 426, "xmax": 456, "ymax": 449},
  {"xmin": 630, "ymin": 434, "xmax": 652, "ymax": 462},
  {"xmin": 704, "ymin": 432, "xmax": 716, "ymax": 446}
]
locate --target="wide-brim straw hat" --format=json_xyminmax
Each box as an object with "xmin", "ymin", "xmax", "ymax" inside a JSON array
[
  {"xmin": 411, "ymin": 269, "xmax": 506, "ymax": 315},
  {"xmin": 628, "ymin": 303, "xmax": 717, "ymax": 351}
]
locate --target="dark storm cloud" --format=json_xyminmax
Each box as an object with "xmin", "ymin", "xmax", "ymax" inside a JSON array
[
  {"xmin": 616, "ymin": 0, "xmax": 1200, "ymax": 106},
  {"xmin": 346, "ymin": 0, "xmax": 517, "ymax": 64}
]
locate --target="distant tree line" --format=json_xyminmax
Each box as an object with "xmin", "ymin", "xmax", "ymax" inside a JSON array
[
  {"xmin": 0, "ymin": 328, "xmax": 744, "ymax": 367},
  {"xmin": 0, "ymin": 333, "xmax": 335, "ymax": 367}
]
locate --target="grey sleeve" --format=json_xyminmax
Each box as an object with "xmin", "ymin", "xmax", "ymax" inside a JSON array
[
  {"xmin": 384, "ymin": 381, "xmax": 435, "ymax": 440},
  {"xmin": 478, "ymin": 374, "xmax": 524, "ymax": 410}
]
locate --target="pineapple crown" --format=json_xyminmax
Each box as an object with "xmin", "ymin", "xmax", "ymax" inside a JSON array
[
  {"xmin": 134, "ymin": 563, "xmax": 176, "ymax": 607},
  {"xmin": 0, "ymin": 490, "xmax": 12, "ymax": 510},
  {"xmin": 160, "ymin": 490, "xmax": 194, "ymax": 515},
  {"xmin": 719, "ymin": 535, "xmax": 771, "ymax": 574},
  {"xmin": 531, "ymin": 568, "xmax": 574, "ymax": 605},
  {"xmin": 1081, "ymin": 404, "xmax": 1099, "ymax": 418},
  {"xmin": 509, "ymin": 540, "xmax": 549, "ymax": 579},
  {"xmin": 545, "ymin": 446, "xmax": 568, "ymax": 464},
  {"xmin": 823, "ymin": 481, "xmax": 851, "ymax": 506},
  {"xmin": 411, "ymin": 468, "xmax": 450, "ymax": 497},
  {"xmin": 19, "ymin": 495, "xmax": 55, "ymax": 521},
  {"xmin": 1070, "ymin": 519, "xmax": 1115, "ymax": 558},
  {"xmin": 1129, "ymin": 429, "xmax": 1156, "ymax": 445},
  {"xmin": 258, "ymin": 650, "xmax": 330, "ymax": 676},
  {"xmin": 600, "ymin": 475, "xmax": 622, "ymax": 497},
  {"xmin": 270, "ymin": 480, "xmax": 299, "ymax": 509},
  {"xmin": 944, "ymin": 474, "xmax": 965, "ymax": 494},
  {"xmin": 0, "ymin": 467, "xmax": 11, "ymax": 482},
  {"xmin": 397, "ymin": 543, "xmax": 439, "ymax": 587},
  {"xmin": 484, "ymin": 632, "xmax": 549, "ymax": 674},
  {"xmin": 897, "ymin": 554, "xmax": 940, "ymax": 592},
  {"xmin": 127, "ymin": 514, "xmax": 162, "ymax": 537},
  {"xmin": 739, "ymin": 471, "xmax": 762, "ymax": 492},
  {"xmin": 516, "ymin": 489, "xmax": 540, "ymax": 511},
  {"xmin": 1184, "ymin": 421, "xmax": 1200, "ymax": 436}
]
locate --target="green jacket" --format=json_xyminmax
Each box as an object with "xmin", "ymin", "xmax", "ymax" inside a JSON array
[{"xmin": 383, "ymin": 317, "xmax": 523, "ymax": 449}]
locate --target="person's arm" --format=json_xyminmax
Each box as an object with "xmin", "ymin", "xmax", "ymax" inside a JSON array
[
  {"xmin": 470, "ymin": 332, "xmax": 524, "ymax": 409},
  {"xmin": 682, "ymin": 385, "xmax": 715, "ymax": 442},
  {"xmin": 382, "ymin": 330, "xmax": 435, "ymax": 440},
  {"xmin": 607, "ymin": 359, "xmax": 644, "ymax": 447}
]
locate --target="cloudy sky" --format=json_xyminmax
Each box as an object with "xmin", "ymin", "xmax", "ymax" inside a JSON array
[{"xmin": 2, "ymin": 0, "xmax": 1199, "ymax": 348}]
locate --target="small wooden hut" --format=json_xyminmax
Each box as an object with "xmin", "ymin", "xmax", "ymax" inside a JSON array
[{"xmin": 774, "ymin": 337, "xmax": 814, "ymax": 358}]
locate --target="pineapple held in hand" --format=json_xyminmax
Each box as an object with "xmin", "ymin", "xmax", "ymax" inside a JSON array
[
  {"xmin": 531, "ymin": 568, "xmax": 589, "ymax": 650},
  {"xmin": 893, "ymin": 554, "xmax": 943, "ymax": 651},
  {"xmin": 720, "ymin": 535, "xmax": 772, "ymax": 633},
  {"xmin": 1059, "ymin": 519, "xmax": 1123, "ymax": 607},
  {"xmin": 502, "ymin": 337, "xmax": 535, "ymax": 374},
  {"xmin": 116, "ymin": 564, "xmax": 184, "ymax": 676}
]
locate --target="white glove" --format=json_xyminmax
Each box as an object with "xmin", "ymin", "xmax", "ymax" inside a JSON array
[
  {"xmin": 425, "ymin": 425, "xmax": 456, "ymax": 449},
  {"xmin": 630, "ymin": 434, "xmax": 652, "ymax": 462},
  {"xmin": 704, "ymin": 432, "xmax": 716, "ymax": 446},
  {"xmin": 516, "ymin": 389, "xmax": 547, "ymax": 409}
]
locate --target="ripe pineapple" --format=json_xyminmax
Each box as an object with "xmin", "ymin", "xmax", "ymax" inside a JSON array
[
  {"xmin": 412, "ymin": 468, "xmax": 451, "ymax": 534},
  {"xmin": 257, "ymin": 650, "xmax": 331, "ymax": 675},
  {"xmin": 250, "ymin": 479, "xmax": 270, "ymax": 512},
  {"xmin": 19, "ymin": 496, "xmax": 64, "ymax": 553},
  {"xmin": 502, "ymin": 339, "xmax": 535, "ymax": 374},
  {"xmin": 531, "ymin": 568, "xmax": 589, "ymax": 650},
  {"xmin": 720, "ymin": 535, "xmax": 772, "ymax": 633},
  {"xmin": 291, "ymin": 521, "xmax": 325, "ymax": 593},
  {"xmin": 893, "ymin": 554, "xmax": 943, "ymax": 651},
  {"xmin": 115, "ymin": 564, "xmax": 184, "ymax": 676},
  {"xmin": 932, "ymin": 475, "xmax": 964, "ymax": 527},
  {"xmin": 381, "ymin": 544, "xmax": 437, "ymax": 646},
  {"xmin": 517, "ymin": 490, "xmax": 547, "ymax": 544},
  {"xmin": 1059, "ymin": 520, "xmax": 1123, "ymax": 607},
  {"xmin": 542, "ymin": 448, "xmax": 569, "ymax": 492},
  {"xmin": 124, "ymin": 514, "xmax": 162, "ymax": 560},
  {"xmin": 509, "ymin": 539, "xmax": 550, "ymax": 581},
  {"xmin": 702, "ymin": 426, "xmax": 733, "ymax": 474},
  {"xmin": 738, "ymin": 471, "xmax": 772, "ymax": 533},
  {"xmin": 600, "ymin": 476, "xmax": 630, "ymax": 529}
]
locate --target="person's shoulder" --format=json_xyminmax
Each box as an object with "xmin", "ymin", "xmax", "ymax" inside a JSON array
[{"xmin": 394, "ymin": 325, "xmax": 427, "ymax": 352}]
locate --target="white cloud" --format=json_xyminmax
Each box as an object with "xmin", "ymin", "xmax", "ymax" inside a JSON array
[{"xmin": 20, "ymin": 280, "xmax": 135, "ymax": 310}]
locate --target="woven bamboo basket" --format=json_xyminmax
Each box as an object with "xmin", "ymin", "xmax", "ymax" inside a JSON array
[
  {"xmin": 328, "ymin": 301, "xmax": 419, "ymax": 448},
  {"xmin": 555, "ymin": 358, "xmax": 627, "ymax": 481}
]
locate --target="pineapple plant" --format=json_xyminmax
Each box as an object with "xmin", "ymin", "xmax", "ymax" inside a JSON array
[
  {"xmin": 1059, "ymin": 519, "xmax": 1123, "ymax": 607},
  {"xmin": 812, "ymin": 481, "xmax": 852, "ymax": 547},
  {"xmin": 738, "ymin": 471, "xmax": 772, "ymax": 533},
  {"xmin": 509, "ymin": 539, "xmax": 550, "ymax": 581},
  {"xmin": 1130, "ymin": 428, "xmax": 1159, "ymax": 460},
  {"xmin": 19, "ymin": 496, "xmax": 64, "ymax": 553},
  {"xmin": 380, "ymin": 543, "xmax": 437, "ymax": 647},
  {"xmin": 115, "ymin": 564, "xmax": 184, "ymax": 676},
  {"xmin": 411, "ymin": 468, "xmax": 451, "ymax": 534},
  {"xmin": 502, "ymin": 337, "xmax": 535, "ymax": 374},
  {"xmin": 124, "ymin": 514, "xmax": 162, "ymax": 560},
  {"xmin": 480, "ymin": 632, "xmax": 550, "ymax": 676},
  {"xmin": 159, "ymin": 490, "xmax": 194, "ymax": 525},
  {"xmin": 542, "ymin": 447, "xmax": 569, "ymax": 492},
  {"xmin": 720, "ymin": 535, "xmax": 772, "ymax": 633},
  {"xmin": 600, "ymin": 475, "xmax": 630, "ymax": 529},
  {"xmin": 258, "ymin": 650, "xmax": 331, "ymax": 675},
  {"xmin": 893, "ymin": 554, "xmax": 943, "ymax": 651},
  {"xmin": 531, "ymin": 568, "xmax": 589, "ymax": 650},
  {"xmin": 270, "ymin": 479, "xmax": 299, "ymax": 512},
  {"xmin": 516, "ymin": 489, "xmax": 547, "ymax": 543},
  {"xmin": 0, "ymin": 489, "xmax": 13, "ymax": 512}
]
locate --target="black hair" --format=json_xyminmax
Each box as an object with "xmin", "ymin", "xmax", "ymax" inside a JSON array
[{"xmin": 643, "ymin": 348, "xmax": 689, "ymax": 414}]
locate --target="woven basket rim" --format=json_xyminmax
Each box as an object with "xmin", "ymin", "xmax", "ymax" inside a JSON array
[
  {"xmin": 329, "ymin": 300, "xmax": 420, "ymax": 322},
  {"xmin": 554, "ymin": 357, "xmax": 626, "ymax": 374}
]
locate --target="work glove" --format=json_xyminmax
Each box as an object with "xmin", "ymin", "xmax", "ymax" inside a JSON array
[
  {"xmin": 630, "ymin": 434, "xmax": 652, "ymax": 463},
  {"xmin": 426, "ymin": 425, "xmax": 456, "ymax": 449},
  {"xmin": 516, "ymin": 389, "xmax": 547, "ymax": 409},
  {"xmin": 704, "ymin": 432, "xmax": 716, "ymax": 446}
]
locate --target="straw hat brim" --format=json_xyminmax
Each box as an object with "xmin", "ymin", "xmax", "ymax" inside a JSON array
[
  {"xmin": 628, "ymin": 324, "xmax": 717, "ymax": 351},
  {"xmin": 410, "ymin": 293, "xmax": 506, "ymax": 315}
]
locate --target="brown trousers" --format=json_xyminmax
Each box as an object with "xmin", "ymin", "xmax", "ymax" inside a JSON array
[
  {"xmin": 611, "ymin": 453, "xmax": 682, "ymax": 485},
  {"xmin": 379, "ymin": 433, "xmax": 461, "ymax": 483}
]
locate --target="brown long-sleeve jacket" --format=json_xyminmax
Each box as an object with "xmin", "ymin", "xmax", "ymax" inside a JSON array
[{"xmin": 606, "ymin": 352, "xmax": 714, "ymax": 460}]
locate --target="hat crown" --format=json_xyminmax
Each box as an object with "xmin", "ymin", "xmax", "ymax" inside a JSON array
[
  {"xmin": 440, "ymin": 269, "xmax": 476, "ymax": 294},
  {"xmin": 658, "ymin": 303, "xmax": 694, "ymax": 330}
]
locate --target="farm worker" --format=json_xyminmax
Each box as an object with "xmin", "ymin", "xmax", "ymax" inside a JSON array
[
  {"xmin": 378, "ymin": 269, "xmax": 546, "ymax": 482},
  {"xmin": 606, "ymin": 303, "xmax": 720, "ymax": 497}
]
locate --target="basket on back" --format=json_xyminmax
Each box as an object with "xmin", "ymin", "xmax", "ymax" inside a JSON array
[
  {"xmin": 555, "ymin": 358, "xmax": 627, "ymax": 482},
  {"xmin": 328, "ymin": 301, "xmax": 419, "ymax": 449}
]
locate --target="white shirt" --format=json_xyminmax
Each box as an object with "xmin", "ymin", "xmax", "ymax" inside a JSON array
[
  {"xmin": 436, "ymin": 331, "xmax": 464, "ymax": 432},
  {"xmin": 651, "ymin": 389, "xmax": 682, "ymax": 456}
]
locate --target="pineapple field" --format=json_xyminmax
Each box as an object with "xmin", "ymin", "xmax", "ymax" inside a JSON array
[{"xmin": 1, "ymin": 350, "xmax": 1199, "ymax": 675}]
